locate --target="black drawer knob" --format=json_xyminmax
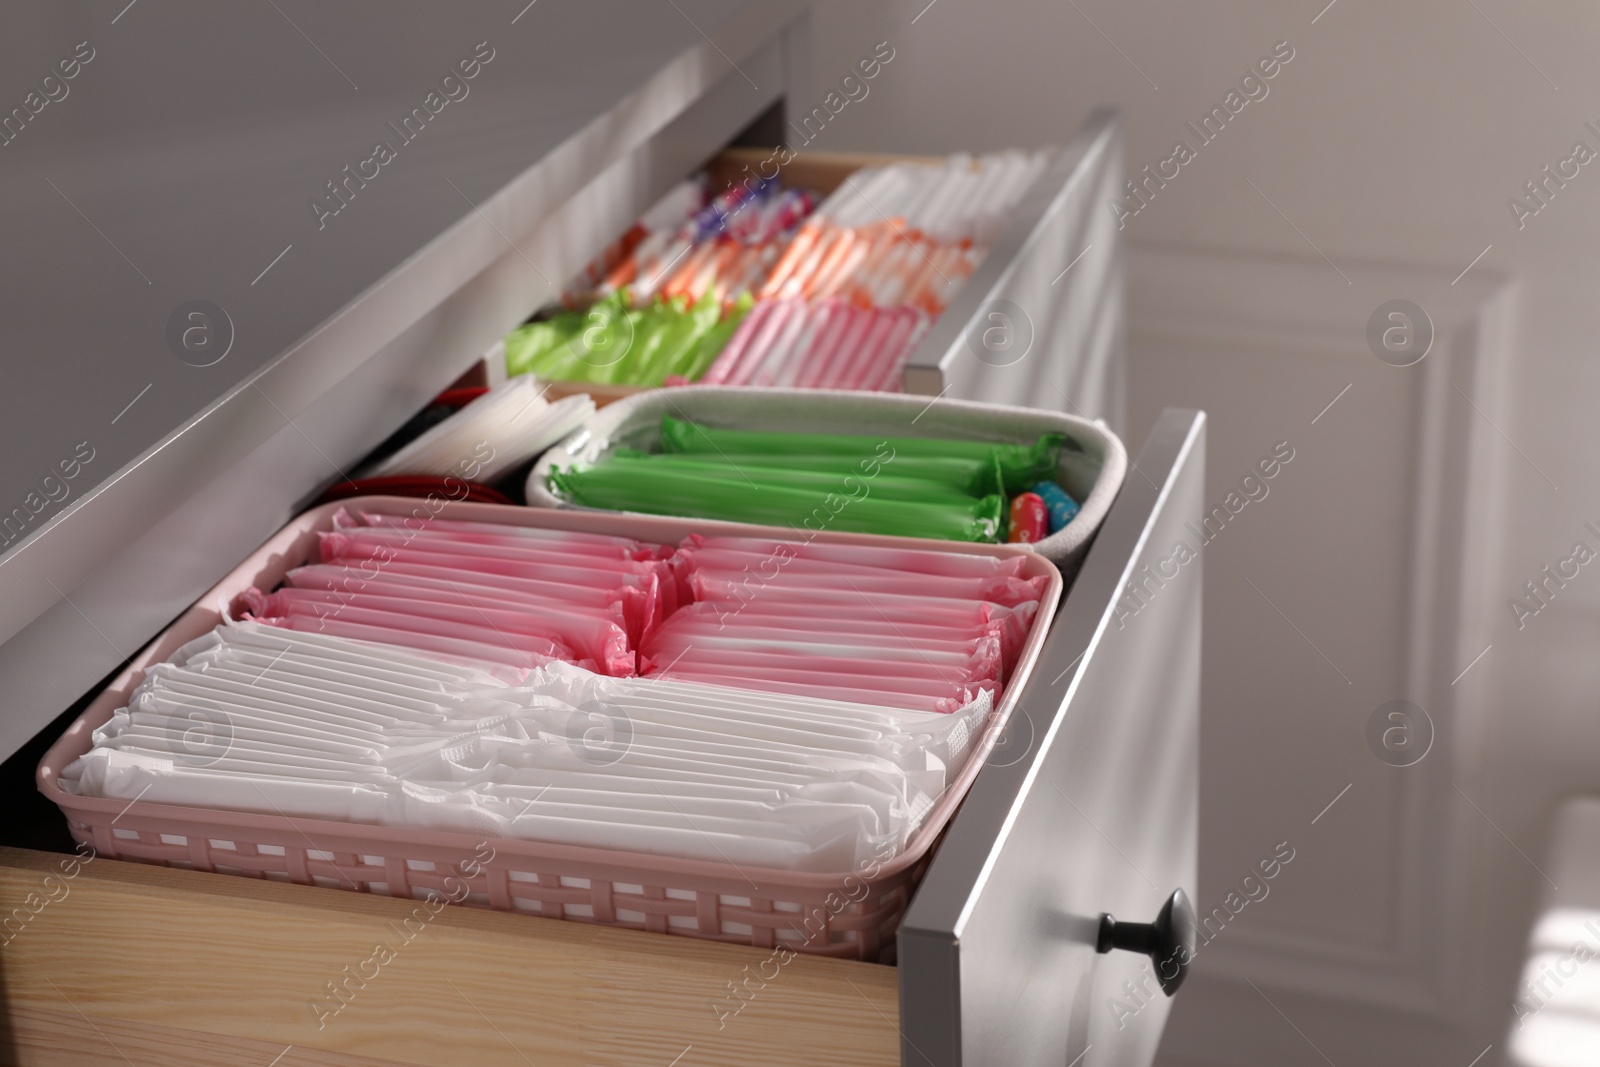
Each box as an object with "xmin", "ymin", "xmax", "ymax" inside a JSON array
[{"xmin": 1095, "ymin": 888, "xmax": 1195, "ymax": 995}]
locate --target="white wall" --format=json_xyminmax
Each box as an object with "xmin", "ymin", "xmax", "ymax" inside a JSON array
[{"xmin": 804, "ymin": 2, "xmax": 1600, "ymax": 1064}]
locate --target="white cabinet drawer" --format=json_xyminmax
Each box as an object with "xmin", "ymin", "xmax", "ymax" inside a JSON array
[{"xmin": 0, "ymin": 412, "xmax": 1199, "ymax": 1067}]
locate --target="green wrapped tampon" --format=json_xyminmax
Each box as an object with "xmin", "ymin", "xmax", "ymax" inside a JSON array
[
  {"xmin": 549, "ymin": 462, "xmax": 1004, "ymax": 542},
  {"xmin": 657, "ymin": 415, "xmax": 1063, "ymax": 494},
  {"xmin": 603, "ymin": 450, "xmax": 994, "ymax": 507},
  {"xmin": 610, "ymin": 448, "xmax": 1004, "ymax": 497}
]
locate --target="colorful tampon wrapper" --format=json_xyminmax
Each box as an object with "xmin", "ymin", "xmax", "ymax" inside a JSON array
[
  {"xmin": 1030, "ymin": 480, "xmax": 1079, "ymax": 532},
  {"xmin": 1007, "ymin": 493, "xmax": 1049, "ymax": 544}
]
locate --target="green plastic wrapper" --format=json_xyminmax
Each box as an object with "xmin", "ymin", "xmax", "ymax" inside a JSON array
[
  {"xmin": 675, "ymin": 293, "xmax": 753, "ymax": 381},
  {"xmin": 549, "ymin": 462, "xmax": 1004, "ymax": 542},
  {"xmin": 605, "ymin": 450, "xmax": 994, "ymax": 508},
  {"xmin": 502, "ymin": 293, "xmax": 749, "ymax": 387},
  {"xmin": 503, "ymin": 300, "xmax": 613, "ymax": 382},
  {"xmin": 635, "ymin": 293, "xmax": 721, "ymax": 384},
  {"xmin": 503, "ymin": 316, "xmax": 577, "ymax": 378},
  {"xmin": 612, "ymin": 448, "xmax": 1003, "ymax": 497},
  {"xmin": 658, "ymin": 415, "xmax": 1063, "ymax": 494}
]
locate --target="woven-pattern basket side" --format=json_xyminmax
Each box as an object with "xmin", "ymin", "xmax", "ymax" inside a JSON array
[
  {"xmin": 527, "ymin": 385, "xmax": 1127, "ymax": 570},
  {"xmin": 63, "ymin": 805, "xmax": 926, "ymax": 962}
]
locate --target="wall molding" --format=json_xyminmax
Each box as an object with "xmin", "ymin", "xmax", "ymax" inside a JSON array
[{"xmin": 1128, "ymin": 242, "xmax": 1513, "ymax": 1030}]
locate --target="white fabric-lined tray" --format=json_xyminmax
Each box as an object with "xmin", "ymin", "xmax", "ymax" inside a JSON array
[{"xmin": 526, "ymin": 385, "xmax": 1126, "ymax": 575}]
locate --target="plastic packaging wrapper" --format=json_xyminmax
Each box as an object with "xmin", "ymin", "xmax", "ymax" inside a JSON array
[
  {"xmin": 679, "ymin": 533, "xmax": 1030, "ymax": 579},
  {"xmin": 551, "ymin": 462, "xmax": 1004, "ymax": 543},
  {"xmin": 317, "ymin": 527, "xmax": 681, "ymax": 616},
  {"xmin": 285, "ymin": 563, "xmax": 657, "ymax": 647},
  {"xmin": 242, "ymin": 586, "xmax": 636, "ymax": 678},
  {"xmin": 504, "ymin": 292, "xmax": 752, "ymax": 388},
  {"xmin": 808, "ymin": 150, "xmax": 1050, "ymax": 245},
  {"xmin": 365, "ymin": 376, "xmax": 594, "ymax": 482},
  {"xmin": 656, "ymin": 415, "xmax": 1063, "ymax": 493},
  {"xmin": 700, "ymin": 299, "xmax": 931, "ymax": 391}
]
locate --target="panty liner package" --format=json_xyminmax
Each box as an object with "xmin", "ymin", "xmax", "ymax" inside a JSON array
[
  {"xmin": 365, "ymin": 375, "xmax": 595, "ymax": 482},
  {"xmin": 40, "ymin": 497, "xmax": 1060, "ymax": 960}
]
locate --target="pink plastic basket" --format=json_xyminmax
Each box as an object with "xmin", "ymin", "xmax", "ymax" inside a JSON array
[{"xmin": 38, "ymin": 497, "xmax": 1061, "ymax": 962}]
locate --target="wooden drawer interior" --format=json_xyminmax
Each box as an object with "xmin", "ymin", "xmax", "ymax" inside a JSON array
[
  {"xmin": 0, "ymin": 847, "xmax": 897, "ymax": 1067},
  {"xmin": 705, "ymin": 146, "xmax": 944, "ymax": 196}
]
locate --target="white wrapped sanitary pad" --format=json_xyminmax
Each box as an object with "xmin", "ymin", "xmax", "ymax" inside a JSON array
[{"xmin": 63, "ymin": 625, "xmax": 992, "ymax": 872}]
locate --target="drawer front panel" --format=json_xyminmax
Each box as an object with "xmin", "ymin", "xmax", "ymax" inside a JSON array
[
  {"xmin": 0, "ymin": 81, "xmax": 1156, "ymax": 1067},
  {"xmin": 0, "ymin": 847, "xmax": 899, "ymax": 1067},
  {"xmin": 900, "ymin": 409, "xmax": 1204, "ymax": 1067},
  {"xmin": 904, "ymin": 109, "xmax": 1127, "ymax": 435}
]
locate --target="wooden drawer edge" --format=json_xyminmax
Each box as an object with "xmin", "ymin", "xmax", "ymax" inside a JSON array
[
  {"xmin": 0, "ymin": 1006, "xmax": 411, "ymax": 1067},
  {"xmin": 707, "ymin": 146, "xmax": 946, "ymax": 195},
  {"xmin": 0, "ymin": 848, "xmax": 897, "ymax": 1067}
]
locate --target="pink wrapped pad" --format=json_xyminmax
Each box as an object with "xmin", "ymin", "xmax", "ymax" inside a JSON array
[
  {"xmin": 241, "ymin": 610, "xmax": 580, "ymax": 672},
  {"xmin": 680, "ymin": 536, "xmax": 1030, "ymax": 579},
  {"xmin": 644, "ymin": 531, "xmax": 1044, "ymax": 707},
  {"xmin": 662, "ymin": 660, "xmax": 990, "ymax": 701},
  {"xmin": 318, "ymin": 534, "xmax": 682, "ymax": 617},
  {"xmin": 342, "ymin": 519, "xmax": 657, "ymax": 563},
  {"xmin": 286, "ymin": 564, "xmax": 658, "ymax": 648},
  {"xmin": 661, "ymin": 648, "xmax": 997, "ymax": 693},
  {"xmin": 689, "ymin": 570, "xmax": 1046, "ymax": 609},
  {"xmin": 694, "ymin": 596, "xmax": 1035, "ymax": 672},
  {"xmin": 355, "ymin": 512, "xmax": 661, "ymax": 559},
  {"xmin": 246, "ymin": 587, "xmax": 635, "ymax": 678},
  {"xmin": 644, "ymin": 625, "xmax": 1001, "ymax": 673},
  {"xmin": 653, "ymin": 669, "xmax": 982, "ymax": 715}
]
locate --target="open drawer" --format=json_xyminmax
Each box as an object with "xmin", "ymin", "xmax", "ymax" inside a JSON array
[
  {"xmin": 0, "ymin": 4, "xmax": 1177, "ymax": 1059},
  {"xmin": 0, "ymin": 31, "xmax": 1128, "ymax": 789},
  {"xmin": 534, "ymin": 110, "xmax": 1126, "ymax": 433},
  {"xmin": 0, "ymin": 410, "xmax": 1201, "ymax": 1067}
]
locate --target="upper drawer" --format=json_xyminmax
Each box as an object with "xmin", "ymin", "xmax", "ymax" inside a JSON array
[
  {"xmin": 545, "ymin": 109, "xmax": 1126, "ymax": 433},
  {"xmin": 901, "ymin": 108, "xmax": 1125, "ymax": 431}
]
